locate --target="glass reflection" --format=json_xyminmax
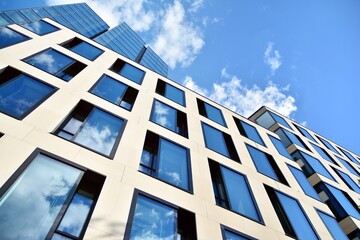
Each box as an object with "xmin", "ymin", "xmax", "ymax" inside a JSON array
[
  {"xmin": 202, "ymin": 123, "xmax": 229, "ymax": 157},
  {"xmin": 224, "ymin": 230, "xmax": 249, "ymax": 240},
  {"xmin": 0, "ymin": 27, "xmax": 29, "ymax": 48},
  {"xmin": 317, "ymin": 211, "xmax": 348, "ymax": 240},
  {"xmin": 0, "ymin": 154, "xmax": 82, "ymax": 240},
  {"xmin": 120, "ymin": 63, "xmax": 145, "ymax": 84},
  {"xmin": 0, "ymin": 74, "xmax": 54, "ymax": 118},
  {"xmin": 21, "ymin": 20, "xmax": 59, "ymax": 35},
  {"xmin": 91, "ymin": 75, "xmax": 127, "ymax": 105},
  {"xmin": 165, "ymin": 83, "xmax": 185, "ymax": 106},
  {"xmin": 150, "ymin": 101, "xmax": 177, "ymax": 132},
  {"xmin": 70, "ymin": 41, "xmax": 103, "ymax": 60},
  {"xmin": 204, "ymin": 102, "xmax": 226, "ymax": 126},
  {"xmin": 247, "ymin": 145, "xmax": 278, "ymax": 181},
  {"xmin": 130, "ymin": 195, "xmax": 177, "ymax": 240}
]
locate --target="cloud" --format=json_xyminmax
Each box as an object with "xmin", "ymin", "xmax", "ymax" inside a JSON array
[
  {"xmin": 45, "ymin": 0, "xmax": 205, "ymax": 69},
  {"xmin": 183, "ymin": 68, "xmax": 297, "ymax": 118},
  {"xmin": 264, "ymin": 42, "xmax": 282, "ymax": 75},
  {"xmin": 152, "ymin": 101, "xmax": 173, "ymax": 128},
  {"xmin": 31, "ymin": 52, "xmax": 56, "ymax": 73}
]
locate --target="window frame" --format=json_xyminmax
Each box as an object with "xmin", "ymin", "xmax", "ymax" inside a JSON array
[
  {"xmin": 109, "ymin": 58, "xmax": 145, "ymax": 85},
  {"xmin": 60, "ymin": 37, "xmax": 104, "ymax": 61},
  {"xmin": 0, "ymin": 26, "xmax": 30, "ymax": 49},
  {"xmin": 197, "ymin": 98, "xmax": 227, "ymax": 127},
  {"xmin": 20, "ymin": 19, "xmax": 60, "ymax": 36},
  {"xmin": 234, "ymin": 117, "xmax": 265, "ymax": 146},
  {"xmin": 155, "ymin": 79, "xmax": 186, "ymax": 106},
  {"xmin": 221, "ymin": 225, "xmax": 258, "ymax": 240}
]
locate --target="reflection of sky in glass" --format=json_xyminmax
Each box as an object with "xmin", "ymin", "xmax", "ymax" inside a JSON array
[
  {"xmin": 91, "ymin": 75, "xmax": 127, "ymax": 105},
  {"xmin": 204, "ymin": 102, "xmax": 226, "ymax": 126},
  {"xmin": 288, "ymin": 165, "xmax": 320, "ymax": 200},
  {"xmin": 0, "ymin": 74, "xmax": 54, "ymax": 118},
  {"xmin": 317, "ymin": 211, "xmax": 348, "ymax": 240},
  {"xmin": 164, "ymin": 84, "xmax": 185, "ymax": 106},
  {"xmin": 25, "ymin": 48, "xmax": 74, "ymax": 75},
  {"xmin": 275, "ymin": 191, "xmax": 318, "ymax": 240},
  {"xmin": 0, "ymin": 154, "xmax": 82, "ymax": 240},
  {"xmin": 202, "ymin": 123, "xmax": 229, "ymax": 157},
  {"xmin": 57, "ymin": 193, "xmax": 93, "ymax": 237},
  {"xmin": 224, "ymin": 230, "xmax": 249, "ymax": 240},
  {"xmin": 269, "ymin": 135, "xmax": 293, "ymax": 160},
  {"xmin": 158, "ymin": 139, "xmax": 189, "ymax": 190},
  {"xmin": 52, "ymin": 233, "xmax": 73, "ymax": 239},
  {"xmin": 0, "ymin": 27, "xmax": 29, "ymax": 48},
  {"xmin": 247, "ymin": 145, "xmax": 279, "ymax": 181},
  {"xmin": 21, "ymin": 20, "xmax": 59, "ymax": 36},
  {"xmin": 221, "ymin": 167, "xmax": 260, "ymax": 222},
  {"xmin": 130, "ymin": 195, "xmax": 177, "ymax": 240},
  {"xmin": 71, "ymin": 41, "xmax": 103, "ymax": 60},
  {"xmin": 302, "ymin": 152, "xmax": 335, "ymax": 181},
  {"xmin": 120, "ymin": 63, "xmax": 145, "ymax": 84},
  {"xmin": 74, "ymin": 108, "xmax": 124, "ymax": 156},
  {"xmin": 240, "ymin": 120, "xmax": 264, "ymax": 146},
  {"xmin": 151, "ymin": 101, "xmax": 177, "ymax": 132}
]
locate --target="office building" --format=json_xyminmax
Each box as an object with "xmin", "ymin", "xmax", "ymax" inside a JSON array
[{"xmin": 0, "ymin": 3, "xmax": 359, "ymax": 239}]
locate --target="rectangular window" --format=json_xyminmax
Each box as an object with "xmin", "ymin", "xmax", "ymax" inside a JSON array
[
  {"xmin": 310, "ymin": 143, "xmax": 337, "ymax": 165},
  {"xmin": 109, "ymin": 59, "xmax": 145, "ymax": 85},
  {"xmin": 336, "ymin": 156, "xmax": 360, "ymax": 177},
  {"xmin": 221, "ymin": 226, "xmax": 257, "ymax": 240},
  {"xmin": 124, "ymin": 191, "xmax": 197, "ymax": 240},
  {"xmin": 288, "ymin": 165, "xmax": 320, "ymax": 200},
  {"xmin": 55, "ymin": 100, "xmax": 126, "ymax": 158},
  {"xmin": 23, "ymin": 48, "xmax": 86, "ymax": 81},
  {"xmin": 268, "ymin": 135, "xmax": 293, "ymax": 160},
  {"xmin": 0, "ymin": 150, "xmax": 105, "ymax": 239},
  {"xmin": 156, "ymin": 79, "xmax": 185, "ymax": 106},
  {"xmin": 197, "ymin": 98, "xmax": 226, "ymax": 127},
  {"xmin": 0, "ymin": 67, "xmax": 57, "ymax": 119},
  {"xmin": 265, "ymin": 186, "xmax": 319, "ymax": 240},
  {"xmin": 292, "ymin": 151, "xmax": 336, "ymax": 181},
  {"xmin": 209, "ymin": 160, "xmax": 262, "ymax": 222},
  {"xmin": 339, "ymin": 148, "xmax": 360, "ymax": 165},
  {"xmin": 293, "ymin": 123, "xmax": 317, "ymax": 142},
  {"xmin": 275, "ymin": 127, "xmax": 310, "ymax": 151},
  {"xmin": 255, "ymin": 111, "xmax": 291, "ymax": 129},
  {"xmin": 234, "ymin": 117, "xmax": 265, "ymax": 146},
  {"xmin": 90, "ymin": 75, "xmax": 138, "ymax": 111},
  {"xmin": 246, "ymin": 144, "xmax": 288, "ymax": 184},
  {"xmin": 61, "ymin": 37, "xmax": 104, "ymax": 61},
  {"xmin": 316, "ymin": 136, "xmax": 341, "ymax": 155},
  {"xmin": 150, "ymin": 100, "xmax": 188, "ymax": 137},
  {"xmin": 315, "ymin": 183, "xmax": 360, "ymax": 220},
  {"xmin": 201, "ymin": 122, "xmax": 240, "ymax": 162},
  {"xmin": 317, "ymin": 210, "xmax": 348, "ymax": 240},
  {"xmin": 0, "ymin": 27, "xmax": 30, "ymax": 48},
  {"xmin": 21, "ymin": 19, "xmax": 59, "ymax": 35},
  {"xmin": 332, "ymin": 168, "xmax": 360, "ymax": 194},
  {"xmin": 140, "ymin": 131, "xmax": 192, "ymax": 192}
]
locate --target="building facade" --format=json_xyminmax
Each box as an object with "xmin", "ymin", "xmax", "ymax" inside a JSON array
[{"xmin": 0, "ymin": 3, "xmax": 359, "ymax": 240}]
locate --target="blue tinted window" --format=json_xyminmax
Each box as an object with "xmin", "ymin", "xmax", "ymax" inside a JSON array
[
  {"xmin": 275, "ymin": 191, "xmax": 318, "ymax": 240},
  {"xmin": 68, "ymin": 40, "xmax": 103, "ymax": 61},
  {"xmin": 221, "ymin": 166, "xmax": 261, "ymax": 222},
  {"xmin": 255, "ymin": 111, "xmax": 274, "ymax": 129},
  {"xmin": 0, "ymin": 154, "xmax": 82, "ymax": 239},
  {"xmin": 224, "ymin": 229, "xmax": 252, "ymax": 240},
  {"xmin": 90, "ymin": 75, "xmax": 136, "ymax": 110},
  {"xmin": 317, "ymin": 211, "xmax": 348, "ymax": 240},
  {"xmin": 120, "ymin": 63, "xmax": 145, "ymax": 84},
  {"xmin": 310, "ymin": 143, "xmax": 335, "ymax": 164},
  {"xmin": 150, "ymin": 100, "xmax": 177, "ymax": 132},
  {"xmin": 202, "ymin": 122, "xmax": 229, "ymax": 157},
  {"xmin": 203, "ymin": 101, "xmax": 226, "ymax": 126},
  {"xmin": 288, "ymin": 165, "xmax": 320, "ymax": 200},
  {"xmin": 336, "ymin": 156, "xmax": 360, "ymax": 177},
  {"xmin": 21, "ymin": 20, "xmax": 59, "ymax": 35},
  {"xmin": 140, "ymin": 133, "xmax": 191, "ymax": 191},
  {"xmin": 334, "ymin": 169, "xmax": 360, "ymax": 194},
  {"xmin": 0, "ymin": 27, "xmax": 29, "ymax": 48},
  {"xmin": 0, "ymin": 74, "xmax": 55, "ymax": 119},
  {"xmin": 24, "ymin": 48, "xmax": 85, "ymax": 81},
  {"xmin": 270, "ymin": 112, "xmax": 291, "ymax": 129},
  {"xmin": 235, "ymin": 119, "xmax": 265, "ymax": 146},
  {"xmin": 275, "ymin": 128, "xmax": 308, "ymax": 150},
  {"xmin": 165, "ymin": 82, "xmax": 185, "ymax": 106},
  {"xmin": 247, "ymin": 145, "xmax": 279, "ymax": 181},
  {"xmin": 268, "ymin": 135, "xmax": 292, "ymax": 159},
  {"xmin": 339, "ymin": 148, "xmax": 360, "ymax": 164},
  {"xmin": 317, "ymin": 137, "xmax": 341, "ymax": 155},
  {"xmin": 294, "ymin": 124, "xmax": 316, "ymax": 142}
]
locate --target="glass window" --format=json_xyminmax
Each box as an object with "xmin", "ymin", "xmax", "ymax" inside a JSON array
[
  {"xmin": 234, "ymin": 118, "xmax": 265, "ymax": 146},
  {"xmin": 247, "ymin": 144, "xmax": 287, "ymax": 184},
  {"xmin": 310, "ymin": 143, "xmax": 336, "ymax": 164},
  {"xmin": 209, "ymin": 160, "xmax": 262, "ymax": 222},
  {"xmin": 140, "ymin": 132, "xmax": 191, "ymax": 191},
  {"xmin": 150, "ymin": 100, "xmax": 188, "ymax": 137},
  {"xmin": 110, "ymin": 59, "xmax": 145, "ymax": 84},
  {"xmin": 317, "ymin": 136, "xmax": 341, "ymax": 155},
  {"xmin": 275, "ymin": 128, "xmax": 309, "ymax": 150},
  {"xmin": 24, "ymin": 48, "xmax": 86, "ymax": 81},
  {"xmin": 0, "ymin": 67, "xmax": 56, "ymax": 119},
  {"xmin": 90, "ymin": 75, "xmax": 138, "ymax": 111},
  {"xmin": 339, "ymin": 148, "xmax": 360, "ymax": 165},
  {"xmin": 197, "ymin": 99, "xmax": 226, "ymax": 126},
  {"xmin": 336, "ymin": 156, "xmax": 360, "ymax": 177},
  {"xmin": 156, "ymin": 79, "xmax": 185, "ymax": 106},
  {"xmin": 256, "ymin": 111, "xmax": 291, "ymax": 129},
  {"xmin": 293, "ymin": 124, "xmax": 316, "ymax": 142},
  {"xmin": 265, "ymin": 186, "xmax": 318, "ymax": 240},
  {"xmin": 62, "ymin": 37, "xmax": 103, "ymax": 61},
  {"xmin": 0, "ymin": 27, "xmax": 30, "ymax": 48},
  {"xmin": 268, "ymin": 135, "xmax": 293, "ymax": 160},
  {"xmin": 288, "ymin": 165, "xmax": 320, "ymax": 200},
  {"xmin": 21, "ymin": 20, "xmax": 59, "ymax": 35},
  {"xmin": 0, "ymin": 152, "xmax": 105, "ymax": 239},
  {"xmin": 126, "ymin": 193, "xmax": 197, "ymax": 240},
  {"xmin": 317, "ymin": 211, "xmax": 348, "ymax": 240},
  {"xmin": 292, "ymin": 151, "xmax": 336, "ymax": 181},
  {"xmin": 333, "ymin": 168, "xmax": 360, "ymax": 194},
  {"xmin": 56, "ymin": 101, "xmax": 125, "ymax": 157},
  {"xmin": 201, "ymin": 122, "xmax": 240, "ymax": 162},
  {"xmin": 222, "ymin": 228, "xmax": 256, "ymax": 240}
]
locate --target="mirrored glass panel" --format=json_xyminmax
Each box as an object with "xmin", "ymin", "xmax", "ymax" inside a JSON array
[
  {"xmin": 0, "ymin": 27, "xmax": 29, "ymax": 48},
  {"xmin": 21, "ymin": 19, "xmax": 59, "ymax": 35},
  {"xmin": 288, "ymin": 165, "xmax": 320, "ymax": 200},
  {"xmin": 317, "ymin": 211, "xmax": 348, "ymax": 240}
]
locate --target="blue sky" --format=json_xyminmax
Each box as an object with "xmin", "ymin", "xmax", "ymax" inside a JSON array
[{"xmin": 1, "ymin": 0, "xmax": 359, "ymax": 154}]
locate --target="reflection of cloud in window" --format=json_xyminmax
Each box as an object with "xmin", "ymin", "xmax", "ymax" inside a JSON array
[
  {"xmin": 132, "ymin": 232, "xmax": 176, "ymax": 240},
  {"xmin": 154, "ymin": 101, "xmax": 171, "ymax": 128},
  {"xmin": 1, "ymin": 28, "xmax": 17, "ymax": 38},
  {"xmin": 28, "ymin": 21, "xmax": 42, "ymax": 33},
  {"xmin": 32, "ymin": 52, "xmax": 56, "ymax": 73},
  {"xmin": 0, "ymin": 95, "xmax": 34, "ymax": 116},
  {"xmin": 74, "ymin": 125, "xmax": 116, "ymax": 155},
  {"xmin": 165, "ymin": 171, "xmax": 181, "ymax": 185}
]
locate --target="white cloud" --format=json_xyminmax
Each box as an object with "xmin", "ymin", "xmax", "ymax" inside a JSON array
[
  {"xmin": 264, "ymin": 42, "xmax": 282, "ymax": 75},
  {"xmin": 189, "ymin": 0, "xmax": 204, "ymax": 13},
  {"xmin": 183, "ymin": 68, "xmax": 297, "ymax": 118}
]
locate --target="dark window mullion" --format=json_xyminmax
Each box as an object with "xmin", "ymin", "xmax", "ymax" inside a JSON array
[{"xmin": 69, "ymin": 107, "xmax": 95, "ymax": 140}]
